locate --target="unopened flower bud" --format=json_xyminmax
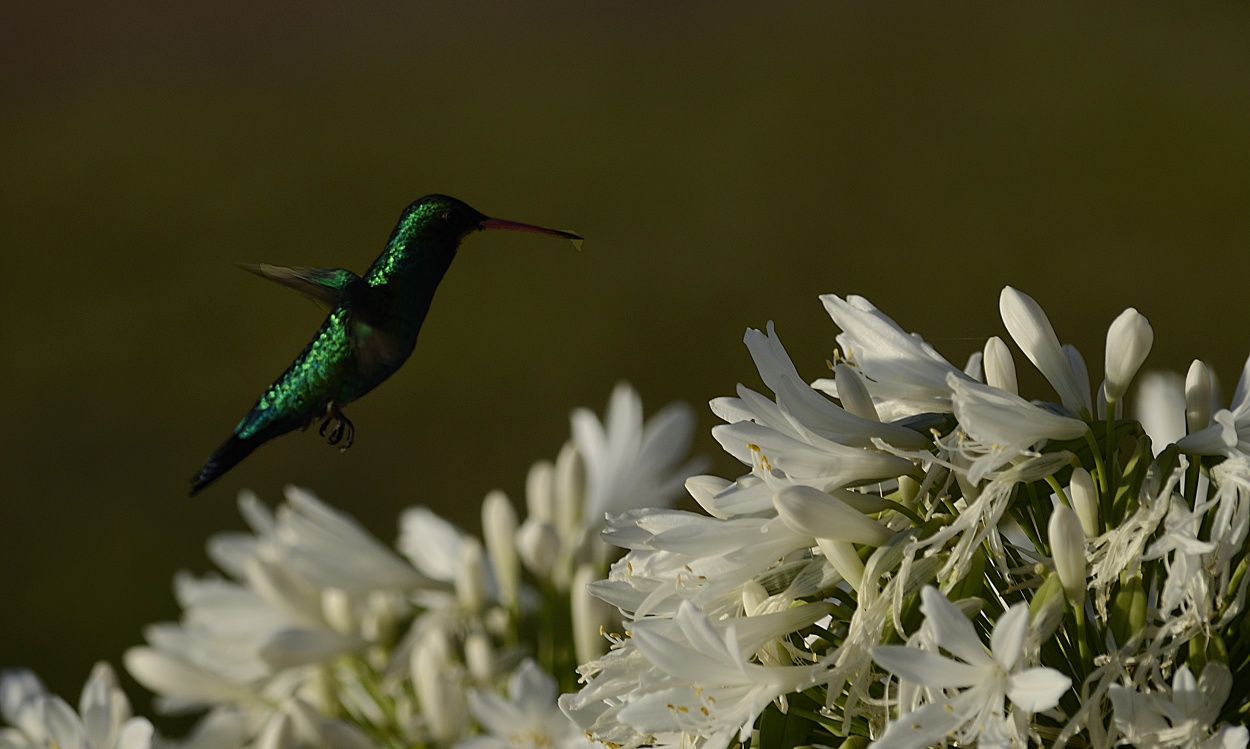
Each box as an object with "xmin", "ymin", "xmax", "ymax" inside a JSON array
[
  {"xmin": 525, "ymin": 460, "xmax": 555, "ymax": 523},
  {"xmin": 983, "ymin": 336, "xmax": 1018, "ymax": 394},
  {"xmin": 1000, "ymin": 287, "xmax": 1087, "ymax": 415},
  {"xmin": 411, "ymin": 628, "xmax": 467, "ymax": 744},
  {"xmin": 1186, "ymin": 359, "xmax": 1214, "ymax": 433},
  {"xmin": 572, "ymin": 563, "xmax": 612, "ymax": 664},
  {"xmin": 554, "ymin": 441, "xmax": 585, "ymax": 538},
  {"xmin": 817, "ymin": 538, "xmax": 865, "ymax": 592},
  {"xmin": 833, "ymin": 362, "xmax": 878, "ymax": 421},
  {"xmin": 321, "ymin": 588, "xmax": 354, "ymax": 635},
  {"xmin": 1048, "ymin": 502, "xmax": 1087, "ymax": 607},
  {"xmin": 455, "ymin": 539, "xmax": 487, "ymax": 612},
  {"xmin": 1068, "ymin": 467, "xmax": 1099, "ymax": 538},
  {"xmin": 516, "ymin": 517, "xmax": 560, "ymax": 580},
  {"xmin": 1104, "ymin": 308, "xmax": 1153, "ymax": 404},
  {"xmin": 742, "ymin": 579, "xmax": 769, "ymax": 617},
  {"xmin": 773, "ymin": 485, "xmax": 893, "ymax": 547},
  {"xmin": 482, "ymin": 490, "xmax": 520, "ymax": 611},
  {"xmin": 464, "ymin": 631, "xmax": 495, "ymax": 684}
]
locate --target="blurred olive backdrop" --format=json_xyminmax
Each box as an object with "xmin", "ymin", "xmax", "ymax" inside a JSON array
[{"xmin": 2, "ymin": 0, "xmax": 1248, "ymax": 713}]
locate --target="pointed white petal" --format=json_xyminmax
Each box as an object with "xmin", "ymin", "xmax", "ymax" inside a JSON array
[
  {"xmin": 870, "ymin": 646, "xmax": 981, "ymax": 688},
  {"xmin": 1006, "ymin": 666, "xmax": 1070, "ymax": 712},
  {"xmin": 919, "ymin": 587, "xmax": 991, "ymax": 667}
]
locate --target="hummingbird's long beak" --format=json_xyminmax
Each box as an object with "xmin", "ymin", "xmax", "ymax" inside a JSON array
[{"xmin": 480, "ymin": 217, "xmax": 583, "ymax": 250}]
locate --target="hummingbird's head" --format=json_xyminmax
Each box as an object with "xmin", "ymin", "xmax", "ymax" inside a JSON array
[
  {"xmin": 400, "ymin": 194, "xmax": 492, "ymax": 245},
  {"xmin": 400, "ymin": 194, "xmax": 583, "ymax": 248}
]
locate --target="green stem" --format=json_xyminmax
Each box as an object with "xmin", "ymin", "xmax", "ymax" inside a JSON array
[
  {"xmin": 1083, "ymin": 428, "xmax": 1109, "ymax": 511},
  {"xmin": 1073, "ymin": 600, "xmax": 1091, "ymax": 672},
  {"xmin": 881, "ymin": 499, "xmax": 924, "ymax": 526}
]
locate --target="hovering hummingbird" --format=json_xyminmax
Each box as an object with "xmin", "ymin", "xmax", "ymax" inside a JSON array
[{"xmin": 189, "ymin": 194, "xmax": 582, "ymax": 496}]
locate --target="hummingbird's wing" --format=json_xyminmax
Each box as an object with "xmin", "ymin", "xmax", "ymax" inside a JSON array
[
  {"xmin": 342, "ymin": 283, "xmax": 410, "ymax": 382},
  {"xmin": 237, "ymin": 264, "xmax": 361, "ymax": 310}
]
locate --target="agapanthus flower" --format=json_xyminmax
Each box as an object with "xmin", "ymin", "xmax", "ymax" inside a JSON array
[
  {"xmin": 871, "ymin": 587, "xmax": 1070, "ymax": 749},
  {"xmin": 0, "ymin": 663, "xmax": 153, "ymax": 749},
  {"xmin": 1108, "ymin": 663, "xmax": 1247, "ymax": 749}
]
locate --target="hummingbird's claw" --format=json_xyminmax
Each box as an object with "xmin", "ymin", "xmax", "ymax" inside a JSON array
[{"xmin": 318, "ymin": 403, "xmax": 355, "ymax": 451}]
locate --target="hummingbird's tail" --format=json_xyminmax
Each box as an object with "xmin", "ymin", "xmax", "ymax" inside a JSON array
[
  {"xmin": 189, "ymin": 435, "xmax": 263, "ymax": 496},
  {"xmin": 189, "ymin": 414, "xmax": 306, "ymax": 496}
]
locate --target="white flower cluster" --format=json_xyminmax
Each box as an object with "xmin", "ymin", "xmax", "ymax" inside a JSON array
[
  {"xmin": 562, "ymin": 288, "xmax": 1250, "ymax": 749},
  {"xmin": 1, "ymin": 383, "xmax": 699, "ymax": 749},
  {"xmin": 8, "ymin": 288, "xmax": 1250, "ymax": 749}
]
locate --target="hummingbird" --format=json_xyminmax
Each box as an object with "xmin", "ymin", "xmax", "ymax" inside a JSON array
[{"xmin": 189, "ymin": 194, "xmax": 582, "ymax": 496}]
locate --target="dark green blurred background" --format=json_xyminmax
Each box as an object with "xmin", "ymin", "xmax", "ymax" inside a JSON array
[{"xmin": 3, "ymin": 1, "xmax": 1248, "ymax": 713}]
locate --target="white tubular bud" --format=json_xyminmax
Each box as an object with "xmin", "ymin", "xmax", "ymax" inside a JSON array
[
  {"xmin": 983, "ymin": 336, "xmax": 1018, "ymax": 395},
  {"xmin": 1104, "ymin": 308, "xmax": 1154, "ymax": 404},
  {"xmin": 482, "ymin": 490, "xmax": 520, "ymax": 611},
  {"xmin": 1049, "ymin": 502, "xmax": 1088, "ymax": 607}
]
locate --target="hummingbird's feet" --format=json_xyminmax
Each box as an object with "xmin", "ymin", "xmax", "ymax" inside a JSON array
[{"xmin": 318, "ymin": 403, "xmax": 355, "ymax": 451}]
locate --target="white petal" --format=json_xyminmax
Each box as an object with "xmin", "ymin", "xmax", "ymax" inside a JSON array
[
  {"xmin": 870, "ymin": 646, "xmax": 981, "ymax": 688},
  {"xmin": 258, "ymin": 628, "xmax": 364, "ymax": 670},
  {"xmin": 684, "ymin": 475, "xmax": 733, "ymax": 518},
  {"xmin": 78, "ymin": 662, "xmax": 124, "ymax": 749},
  {"xmin": 115, "ymin": 719, "xmax": 154, "ymax": 749},
  {"xmin": 397, "ymin": 506, "xmax": 466, "ymax": 582},
  {"xmin": 41, "ymin": 696, "xmax": 88, "ymax": 749},
  {"xmin": 0, "ymin": 669, "xmax": 45, "ymax": 729},
  {"xmin": 123, "ymin": 648, "xmax": 254, "ymax": 706},
  {"xmin": 920, "ymin": 587, "xmax": 992, "ymax": 667},
  {"xmin": 1170, "ymin": 664, "xmax": 1202, "ymax": 718},
  {"xmin": 1206, "ymin": 725, "xmax": 1250, "ymax": 749},
  {"xmin": 713, "ymin": 420, "xmax": 915, "ymax": 488},
  {"xmin": 1006, "ymin": 666, "xmax": 1070, "ymax": 712},
  {"xmin": 1135, "ymin": 371, "xmax": 1186, "ymax": 455},
  {"xmin": 773, "ymin": 485, "xmax": 893, "ymax": 546},
  {"xmin": 989, "ymin": 603, "xmax": 1029, "ymax": 671},
  {"xmin": 870, "ymin": 700, "xmax": 966, "ymax": 749},
  {"xmin": 949, "ymin": 374, "xmax": 1088, "ymax": 447},
  {"xmin": 1178, "ymin": 413, "xmax": 1239, "ymax": 456},
  {"xmin": 175, "ymin": 710, "xmax": 249, "ymax": 749}
]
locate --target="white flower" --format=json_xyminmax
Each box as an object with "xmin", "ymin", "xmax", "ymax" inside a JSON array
[
  {"xmin": 712, "ymin": 419, "xmax": 917, "ymax": 491},
  {"xmin": 593, "ymin": 508, "xmax": 815, "ymax": 618},
  {"xmin": 816, "ymin": 294, "xmax": 970, "ymax": 420},
  {"xmin": 1179, "ymin": 354, "xmax": 1250, "ymax": 459},
  {"xmin": 0, "ymin": 663, "xmax": 154, "ymax": 749},
  {"xmin": 259, "ymin": 486, "xmax": 429, "ymax": 593},
  {"xmin": 1108, "ymin": 663, "xmax": 1247, "ymax": 749},
  {"xmin": 573, "ymin": 382, "xmax": 704, "ymax": 519},
  {"xmin": 711, "ymin": 322, "xmax": 931, "ymax": 451},
  {"xmin": 561, "ymin": 601, "xmax": 832, "ymax": 749},
  {"xmin": 870, "ymin": 586, "xmax": 1070, "ymax": 749},
  {"xmin": 457, "ymin": 660, "xmax": 592, "ymax": 749},
  {"xmin": 126, "ymin": 488, "xmax": 434, "ymax": 742},
  {"xmin": 1143, "ymin": 494, "xmax": 1217, "ymax": 615},
  {"xmin": 946, "ymin": 373, "xmax": 1087, "ymax": 484}
]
